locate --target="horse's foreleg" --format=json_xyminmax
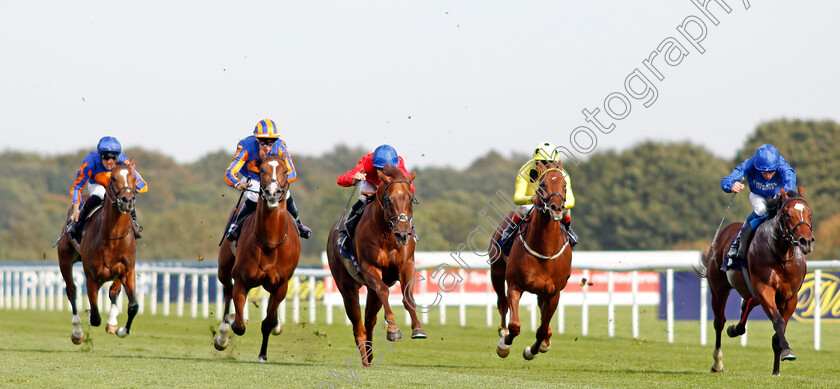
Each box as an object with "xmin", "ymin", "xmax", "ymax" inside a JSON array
[
  {"xmin": 86, "ymin": 280, "xmax": 102, "ymax": 327},
  {"xmin": 214, "ymin": 275, "xmax": 235, "ymax": 351},
  {"xmin": 772, "ymin": 332, "xmax": 782, "ymax": 375},
  {"xmin": 117, "ymin": 270, "xmax": 138, "ymax": 338},
  {"xmin": 497, "ymin": 286, "xmax": 523, "ymax": 358},
  {"xmin": 727, "ymin": 297, "xmax": 758, "ymax": 338},
  {"xmin": 362, "ymin": 272, "xmax": 400, "ymax": 342},
  {"xmin": 398, "ymin": 263, "xmax": 425, "ymax": 339},
  {"xmin": 105, "ymin": 280, "xmax": 122, "ymax": 334},
  {"xmin": 59, "ymin": 256, "xmax": 83, "ymax": 344},
  {"xmin": 338, "ymin": 285, "xmax": 368, "ymax": 367},
  {"xmin": 230, "ymin": 282, "xmax": 248, "ymax": 336},
  {"xmin": 525, "ymin": 293, "xmax": 559, "ymax": 360},
  {"xmin": 258, "ymin": 284, "xmax": 286, "ymax": 363},
  {"xmin": 490, "ymin": 261, "xmax": 509, "ymax": 334},
  {"xmin": 363, "ymin": 290, "xmax": 384, "ymax": 366}
]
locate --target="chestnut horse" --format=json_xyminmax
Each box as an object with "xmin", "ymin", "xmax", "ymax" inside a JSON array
[
  {"xmin": 57, "ymin": 161, "xmax": 141, "ymax": 344},
  {"xmin": 326, "ymin": 166, "xmax": 425, "ymax": 367},
  {"xmin": 698, "ymin": 187, "xmax": 814, "ymax": 375},
  {"xmin": 489, "ymin": 160, "xmax": 571, "ymax": 360},
  {"xmin": 214, "ymin": 154, "xmax": 301, "ymax": 362}
]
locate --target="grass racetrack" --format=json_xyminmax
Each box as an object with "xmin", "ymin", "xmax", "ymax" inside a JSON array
[{"xmin": 2, "ymin": 305, "xmax": 839, "ymax": 388}]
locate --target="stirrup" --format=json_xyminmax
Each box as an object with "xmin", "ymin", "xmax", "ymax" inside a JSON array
[
  {"xmin": 226, "ymin": 224, "xmax": 240, "ymax": 242},
  {"xmin": 298, "ymin": 223, "xmax": 311, "ymax": 239}
]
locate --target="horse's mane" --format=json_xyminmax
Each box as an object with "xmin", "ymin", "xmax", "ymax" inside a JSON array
[
  {"xmin": 381, "ymin": 165, "xmax": 407, "ymax": 180},
  {"xmin": 766, "ymin": 190, "xmax": 803, "ymax": 215}
]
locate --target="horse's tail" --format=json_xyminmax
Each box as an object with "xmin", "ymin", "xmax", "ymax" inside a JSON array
[{"xmin": 693, "ymin": 248, "xmax": 711, "ymax": 279}]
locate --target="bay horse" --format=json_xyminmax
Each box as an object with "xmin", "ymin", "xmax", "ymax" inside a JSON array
[
  {"xmin": 489, "ymin": 160, "xmax": 571, "ymax": 360},
  {"xmin": 57, "ymin": 161, "xmax": 141, "ymax": 344},
  {"xmin": 214, "ymin": 154, "xmax": 301, "ymax": 362},
  {"xmin": 326, "ymin": 165, "xmax": 426, "ymax": 367},
  {"xmin": 698, "ymin": 187, "xmax": 814, "ymax": 375}
]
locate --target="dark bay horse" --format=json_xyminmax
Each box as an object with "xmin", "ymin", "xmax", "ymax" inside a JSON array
[
  {"xmin": 214, "ymin": 154, "xmax": 301, "ymax": 362},
  {"xmin": 489, "ymin": 160, "xmax": 571, "ymax": 360},
  {"xmin": 57, "ymin": 161, "xmax": 141, "ymax": 344},
  {"xmin": 698, "ymin": 187, "xmax": 814, "ymax": 375},
  {"xmin": 326, "ymin": 165, "xmax": 426, "ymax": 367}
]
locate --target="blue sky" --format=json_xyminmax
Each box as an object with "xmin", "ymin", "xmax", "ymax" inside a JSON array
[{"xmin": 1, "ymin": 1, "xmax": 837, "ymax": 168}]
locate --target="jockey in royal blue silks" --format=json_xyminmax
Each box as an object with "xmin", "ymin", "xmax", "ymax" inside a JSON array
[
  {"xmin": 68, "ymin": 136, "xmax": 148, "ymax": 243},
  {"xmin": 223, "ymin": 118, "xmax": 311, "ymax": 242},
  {"xmin": 720, "ymin": 144, "xmax": 797, "ymax": 269}
]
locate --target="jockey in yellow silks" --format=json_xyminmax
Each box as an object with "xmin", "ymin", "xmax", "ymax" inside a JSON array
[{"xmin": 498, "ymin": 141, "xmax": 578, "ymax": 252}]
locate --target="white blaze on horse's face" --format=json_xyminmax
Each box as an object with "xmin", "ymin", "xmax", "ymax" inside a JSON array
[
  {"xmin": 265, "ymin": 160, "xmax": 281, "ymax": 209},
  {"xmin": 119, "ymin": 169, "xmax": 130, "ymax": 191}
]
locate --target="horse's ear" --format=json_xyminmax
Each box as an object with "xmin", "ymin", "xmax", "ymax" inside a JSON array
[
  {"xmin": 779, "ymin": 187, "xmax": 788, "ymax": 201},
  {"xmin": 798, "ymin": 185, "xmax": 805, "ymax": 198},
  {"xmin": 129, "ymin": 158, "xmax": 135, "ymax": 168},
  {"xmin": 377, "ymin": 169, "xmax": 391, "ymax": 184},
  {"xmin": 408, "ymin": 171, "xmax": 417, "ymax": 183}
]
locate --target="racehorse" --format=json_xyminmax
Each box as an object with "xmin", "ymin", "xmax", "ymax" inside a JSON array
[
  {"xmin": 214, "ymin": 154, "xmax": 302, "ymax": 362},
  {"xmin": 326, "ymin": 165, "xmax": 426, "ymax": 367},
  {"xmin": 489, "ymin": 160, "xmax": 572, "ymax": 360},
  {"xmin": 57, "ymin": 161, "xmax": 141, "ymax": 344},
  {"xmin": 698, "ymin": 187, "xmax": 814, "ymax": 375}
]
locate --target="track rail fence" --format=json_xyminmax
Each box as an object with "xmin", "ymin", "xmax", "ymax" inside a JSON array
[{"xmin": 2, "ymin": 253, "xmax": 839, "ymax": 351}]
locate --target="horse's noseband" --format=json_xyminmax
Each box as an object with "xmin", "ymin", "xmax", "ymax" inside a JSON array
[
  {"xmin": 260, "ymin": 179, "xmax": 289, "ymax": 203},
  {"xmin": 107, "ymin": 172, "xmax": 135, "ymax": 214},
  {"xmin": 380, "ymin": 180, "xmax": 414, "ymax": 233}
]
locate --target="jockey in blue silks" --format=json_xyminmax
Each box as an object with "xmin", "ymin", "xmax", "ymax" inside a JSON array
[
  {"xmin": 720, "ymin": 144, "xmax": 797, "ymax": 268},
  {"xmin": 224, "ymin": 119, "xmax": 311, "ymax": 242}
]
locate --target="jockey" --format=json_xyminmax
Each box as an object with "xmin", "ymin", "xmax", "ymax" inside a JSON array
[
  {"xmin": 498, "ymin": 141, "xmax": 577, "ymax": 252},
  {"xmin": 336, "ymin": 144, "xmax": 415, "ymax": 253},
  {"xmin": 721, "ymin": 143, "xmax": 796, "ymax": 265},
  {"xmin": 224, "ymin": 119, "xmax": 311, "ymax": 241},
  {"xmin": 68, "ymin": 136, "xmax": 147, "ymax": 243}
]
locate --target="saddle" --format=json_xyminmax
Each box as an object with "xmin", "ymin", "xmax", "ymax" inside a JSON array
[
  {"xmin": 498, "ymin": 212, "xmax": 532, "ymax": 257},
  {"xmin": 68, "ymin": 204, "xmax": 104, "ymax": 244}
]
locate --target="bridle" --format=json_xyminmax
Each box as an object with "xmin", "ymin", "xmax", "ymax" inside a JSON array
[
  {"xmin": 778, "ymin": 198, "xmax": 813, "ymax": 248},
  {"xmin": 518, "ymin": 166, "xmax": 569, "ymax": 260},
  {"xmin": 378, "ymin": 180, "xmax": 416, "ymax": 232},
  {"xmin": 103, "ymin": 166, "xmax": 135, "ymax": 241},
  {"xmin": 533, "ymin": 168, "xmax": 566, "ymax": 214}
]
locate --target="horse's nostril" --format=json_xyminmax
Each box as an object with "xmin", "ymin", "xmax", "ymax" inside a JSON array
[{"xmin": 799, "ymin": 238, "xmax": 807, "ymax": 246}]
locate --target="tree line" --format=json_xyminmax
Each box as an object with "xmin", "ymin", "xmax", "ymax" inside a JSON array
[{"xmin": 1, "ymin": 119, "xmax": 837, "ymax": 266}]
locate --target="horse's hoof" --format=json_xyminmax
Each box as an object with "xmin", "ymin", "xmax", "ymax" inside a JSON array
[
  {"xmin": 105, "ymin": 324, "xmax": 118, "ymax": 334},
  {"xmin": 539, "ymin": 340, "xmax": 551, "ymax": 353},
  {"xmin": 71, "ymin": 335, "xmax": 84, "ymax": 345},
  {"xmin": 411, "ymin": 329, "xmax": 427, "ymax": 339},
  {"xmin": 232, "ymin": 323, "xmax": 246, "ymax": 336},
  {"xmin": 258, "ymin": 355, "xmax": 267, "ymax": 363},
  {"xmin": 710, "ymin": 366, "xmax": 724, "ymax": 373},
  {"xmin": 214, "ymin": 336, "xmax": 228, "ymax": 351},
  {"xmin": 781, "ymin": 349, "xmax": 796, "ymax": 361},
  {"xmin": 387, "ymin": 330, "xmax": 403, "ymax": 342},
  {"xmin": 116, "ymin": 327, "xmax": 128, "ymax": 338},
  {"xmin": 726, "ymin": 325, "xmax": 743, "ymax": 338},
  {"xmin": 496, "ymin": 346, "xmax": 510, "ymax": 358},
  {"xmin": 523, "ymin": 346, "xmax": 536, "ymax": 360},
  {"xmin": 272, "ymin": 323, "xmax": 283, "ymax": 336}
]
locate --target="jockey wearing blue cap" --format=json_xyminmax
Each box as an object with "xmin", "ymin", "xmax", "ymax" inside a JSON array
[
  {"xmin": 224, "ymin": 119, "xmax": 311, "ymax": 241},
  {"xmin": 336, "ymin": 144, "xmax": 415, "ymax": 253},
  {"xmin": 720, "ymin": 144, "xmax": 797, "ymax": 266},
  {"xmin": 68, "ymin": 136, "xmax": 148, "ymax": 243}
]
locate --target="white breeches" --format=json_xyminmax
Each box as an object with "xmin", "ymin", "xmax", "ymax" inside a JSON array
[
  {"xmin": 749, "ymin": 193, "xmax": 769, "ymax": 217},
  {"xmin": 359, "ymin": 181, "xmax": 377, "ymax": 202},
  {"xmin": 88, "ymin": 183, "xmax": 106, "ymax": 200}
]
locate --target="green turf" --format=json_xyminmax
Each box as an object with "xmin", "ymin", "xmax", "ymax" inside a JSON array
[{"xmin": 1, "ymin": 304, "xmax": 839, "ymax": 388}]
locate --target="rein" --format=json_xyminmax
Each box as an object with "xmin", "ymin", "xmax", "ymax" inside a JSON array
[{"xmin": 774, "ymin": 198, "xmax": 812, "ymax": 262}]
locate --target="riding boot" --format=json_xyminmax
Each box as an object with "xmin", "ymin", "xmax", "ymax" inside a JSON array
[
  {"xmin": 562, "ymin": 219, "xmax": 578, "ymax": 248},
  {"xmin": 339, "ymin": 200, "xmax": 365, "ymax": 252},
  {"xmin": 735, "ymin": 223, "xmax": 756, "ymax": 263},
  {"xmin": 286, "ymin": 195, "xmax": 311, "ymax": 239},
  {"xmin": 71, "ymin": 196, "xmax": 103, "ymax": 243},
  {"xmin": 227, "ymin": 199, "xmax": 257, "ymax": 242},
  {"xmin": 131, "ymin": 209, "xmax": 143, "ymax": 239}
]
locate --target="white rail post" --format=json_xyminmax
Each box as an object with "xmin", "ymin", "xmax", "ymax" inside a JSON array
[
  {"xmin": 440, "ymin": 291, "xmax": 447, "ymax": 325},
  {"xmin": 261, "ymin": 289, "xmax": 269, "ymax": 320},
  {"xmin": 557, "ymin": 292, "xmax": 565, "ymax": 334},
  {"xmin": 700, "ymin": 275, "xmax": 708, "ymax": 346},
  {"xmin": 421, "ymin": 269, "xmax": 429, "ymax": 325},
  {"xmin": 281, "ymin": 291, "xmax": 287, "ymax": 324},
  {"xmin": 485, "ymin": 269, "xmax": 492, "ymax": 327},
  {"xmin": 98, "ymin": 283, "xmax": 106, "ymax": 313},
  {"xmin": 814, "ymin": 269, "xmax": 822, "ymax": 351},
  {"xmin": 137, "ymin": 272, "xmax": 145, "ymax": 315},
  {"xmin": 46, "ymin": 272, "xmax": 55, "ymax": 311},
  {"xmin": 163, "ymin": 272, "xmax": 171, "ymax": 316},
  {"xmin": 0, "ymin": 271, "xmax": 4, "ymax": 309},
  {"xmin": 202, "ymin": 274, "xmax": 209, "ymax": 318},
  {"xmin": 607, "ymin": 271, "xmax": 615, "ymax": 337},
  {"xmin": 740, "ymin": 322, "xmax": 748, "ymax": 347},
  {"xmin": 39, "ymin": 271, "xmax": 47, "ymax": 310},
  {"xmin": 191, "ymin": 273, "xmax": 199, "ymax": 318},
  {"xmin": 632, "ymin": 271, "xmax": 639, "ymax": 339},
  {"xmin": 292, "ymin": 276, "xmax": 300, "ymax": 323},
  {"xmin": 177, "ymin": 273, "xmax": 186, "ymax": 317},
  {"xmin": 667, "ymin": 269, "xmax": 674, "ymax": 344},
  {"xmin": 309, "ymin": 276, "xmax": 317, "ymax": 324},
  {"xmin": 326, "ymin": 276, "xmax": 333, "ymax": 325},
  {"xmin": 215, "ymin": 278, "xmax": 223, "ymax": 320},
  {"xmin": 530, "ymin": 298, "xmax": 537, "ymax": 332},
  {"xmin": 459, "ymin": 269, "xmax": 466, "ymax": 327},
  {"xmin": 150, "ymin": 272, "xmax": 158, "ymax": 315},
  {"xmin": 581, "ymin": 269, "xmax": 589, "ymax": 336},
  {"xmin": 14, "ymin": 272, "xmax": 21, "ymax": 310}
]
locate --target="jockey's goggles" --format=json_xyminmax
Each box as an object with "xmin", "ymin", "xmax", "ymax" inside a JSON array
[
  {"xmin": 258, "ymin": 138, "xmax": 277, "ymax": 147},
  {"xmin": 100, "ymin": 152, "xmax": 119, "ymax": 161}
]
